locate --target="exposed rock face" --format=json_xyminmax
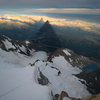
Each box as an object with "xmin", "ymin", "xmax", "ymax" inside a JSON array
[
  {"xmin": 48, "ymin": 48, "xmax": 95, "ymax": 68},
  {"xmin": 58, "ymin": 91, "xmax": 100, "ymax": 100},
  {"xmin": 38, "ymin": 70, "xmax": 49, "ymax": 85},
  {"xmin": 58, "ymin": 91, "xmax": 69, "ymax": 100},
  {"xmin": 32, "ymin": 20, "xmax": 62, "ymax": 52},
  {"xmin": 76, "ymin": 68, "xmax": 100, "ymax": 94},
  {"xmin": 80, "ymin": 94, "xmax": 100, "ymax": 100}
]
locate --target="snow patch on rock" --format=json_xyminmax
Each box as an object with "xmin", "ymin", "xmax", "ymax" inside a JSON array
[{"xmin": 63, "ymin": 49, "xmax": 71, "ymax": 56}]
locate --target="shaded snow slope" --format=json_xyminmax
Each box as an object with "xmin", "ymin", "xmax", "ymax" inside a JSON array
[{"xmin": 0, "ymin": 48, "xmax": 51, "ymax": 100}]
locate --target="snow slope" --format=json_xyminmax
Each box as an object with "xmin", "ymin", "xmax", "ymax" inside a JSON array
[
  {"xmin": 0, "ymin": 36, "xmax": 91, "ymax": 100},
  {"xmin": 0, "ymin": 49, "xmax": 51, "ymax": 100},
  {"xmin": 35, "ymin": 55, "xmax": 91, "ymax": 98}
]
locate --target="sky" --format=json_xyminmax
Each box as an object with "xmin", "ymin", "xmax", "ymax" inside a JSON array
[
  {"xmin": 0, "ymin": 0, "xmax": 100, "ymax": 9},
  {"xmin": 0, "ymin": 0, "xmax": 100, "ymax": 15}
]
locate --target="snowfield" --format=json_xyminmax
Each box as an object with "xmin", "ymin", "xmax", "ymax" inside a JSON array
[
  {"xmin": 0, "ymin": 46, "xmax": 91, "ymax": 100},
  {"xmin": 0, "ymin": 49, "xmax": 51, "ymax": 100},
  {"xmin": 35, "ymin": 56, "xmax": 90, "ymax": 98}
]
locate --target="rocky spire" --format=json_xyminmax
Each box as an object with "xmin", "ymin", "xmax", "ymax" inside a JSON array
[{"xmin": 32, "ymin": 20, "xmax": 62, "ymax": 52}]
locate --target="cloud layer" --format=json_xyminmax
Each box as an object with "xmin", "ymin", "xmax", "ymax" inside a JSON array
[
  {"xmin": 0, "ymin": 14, "xmax": 100, "ymax": 34},
  {"xmin": 21, "ymin": 8, "xmax": 100, "ymax": 14}
]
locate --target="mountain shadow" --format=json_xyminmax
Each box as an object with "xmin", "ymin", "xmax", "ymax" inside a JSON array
[{"xmin": 32, "ymin": 20, "xmax": 62, "ymax": 52}]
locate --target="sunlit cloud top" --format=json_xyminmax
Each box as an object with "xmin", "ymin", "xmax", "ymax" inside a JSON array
[
  {"xmin": 21, "ymin": 8, "xmax": 100, "ymax": 14},
  {"xmin": 0, "ymin": 14, "xmax": 100, "ymax": 34}
]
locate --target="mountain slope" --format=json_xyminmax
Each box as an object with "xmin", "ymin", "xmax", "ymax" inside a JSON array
[
  {"xmin": 0, "ymin": 48, "xmax": 50, "ymax": 100},
  {"xmin": 48, "ymin": 48, "xmax": 96, "ymax": 68},
  {"xmin": 0, "ymin": 35, "xmax": 50, "ymax": 100},
  {"xmin": 0, "ymin": 35, "xmax": 99, "ymax": 100},
  {"xmin": 34, "ymin": 50, "xmax": 91, "ymax": 98}
]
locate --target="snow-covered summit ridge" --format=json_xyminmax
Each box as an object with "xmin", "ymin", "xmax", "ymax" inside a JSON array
[
  {"xmin": 48, "ymin": 48, "xmax": 95, "ymax": 68},
  {"xmin": 0, "ymin": 35, "xmax": 36, "ymax": 56},
  {"xmin": 0, "ymin": 35, "xmax": 99, "ymax": 100}
]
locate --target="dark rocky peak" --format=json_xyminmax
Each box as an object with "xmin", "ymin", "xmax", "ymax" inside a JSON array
[
  {"xmin": 32, "ymin": 20, "xmax": 62, "ymax": 52},
  {"xmin": 38, "ymin": 20, "xmax": 54, "ymax": 34},
  {"xmin": 45, "ymin": 20, "xmax": 49, "ymax": 24}
]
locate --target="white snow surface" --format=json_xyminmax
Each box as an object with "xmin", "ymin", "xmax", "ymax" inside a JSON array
[
  {"xmin": 25, "ymin": 40, "xmax": 30, "ymax": 44},
  {"xmin": 36, "ymin": 56, "xmax": 91, "ymax": 98},
  {"xmin": 63, "ymin": 49, "xmax": 71, "ymax": 56},
  {"xmin": 0, "ymin": 47, "xmax": 91, "ymax": 100},
  {"xmin": 2, "ymin": 39, "xmax": 16, "ymax": 50},
  {"xmin": 0, "ymin": 49, "xmax": 51, "ymax": 100}
]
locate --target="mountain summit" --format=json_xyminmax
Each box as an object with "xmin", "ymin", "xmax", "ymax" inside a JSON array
[
  {"xmin": 39, "ymin": 18, "xmax": 44, "ymax": 23},
  {"xmin": 32, "ymin": 20, "xmax": 62, "ymax": 52}
]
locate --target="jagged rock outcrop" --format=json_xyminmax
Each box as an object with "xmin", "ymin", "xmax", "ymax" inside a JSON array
[
  {"xmin": 38, "ymin": 70, "xmax": 49, "ymax": 85},
  {"xmin": 0, "ymin": 35, "xmax": 37, "ymax": 56}
]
